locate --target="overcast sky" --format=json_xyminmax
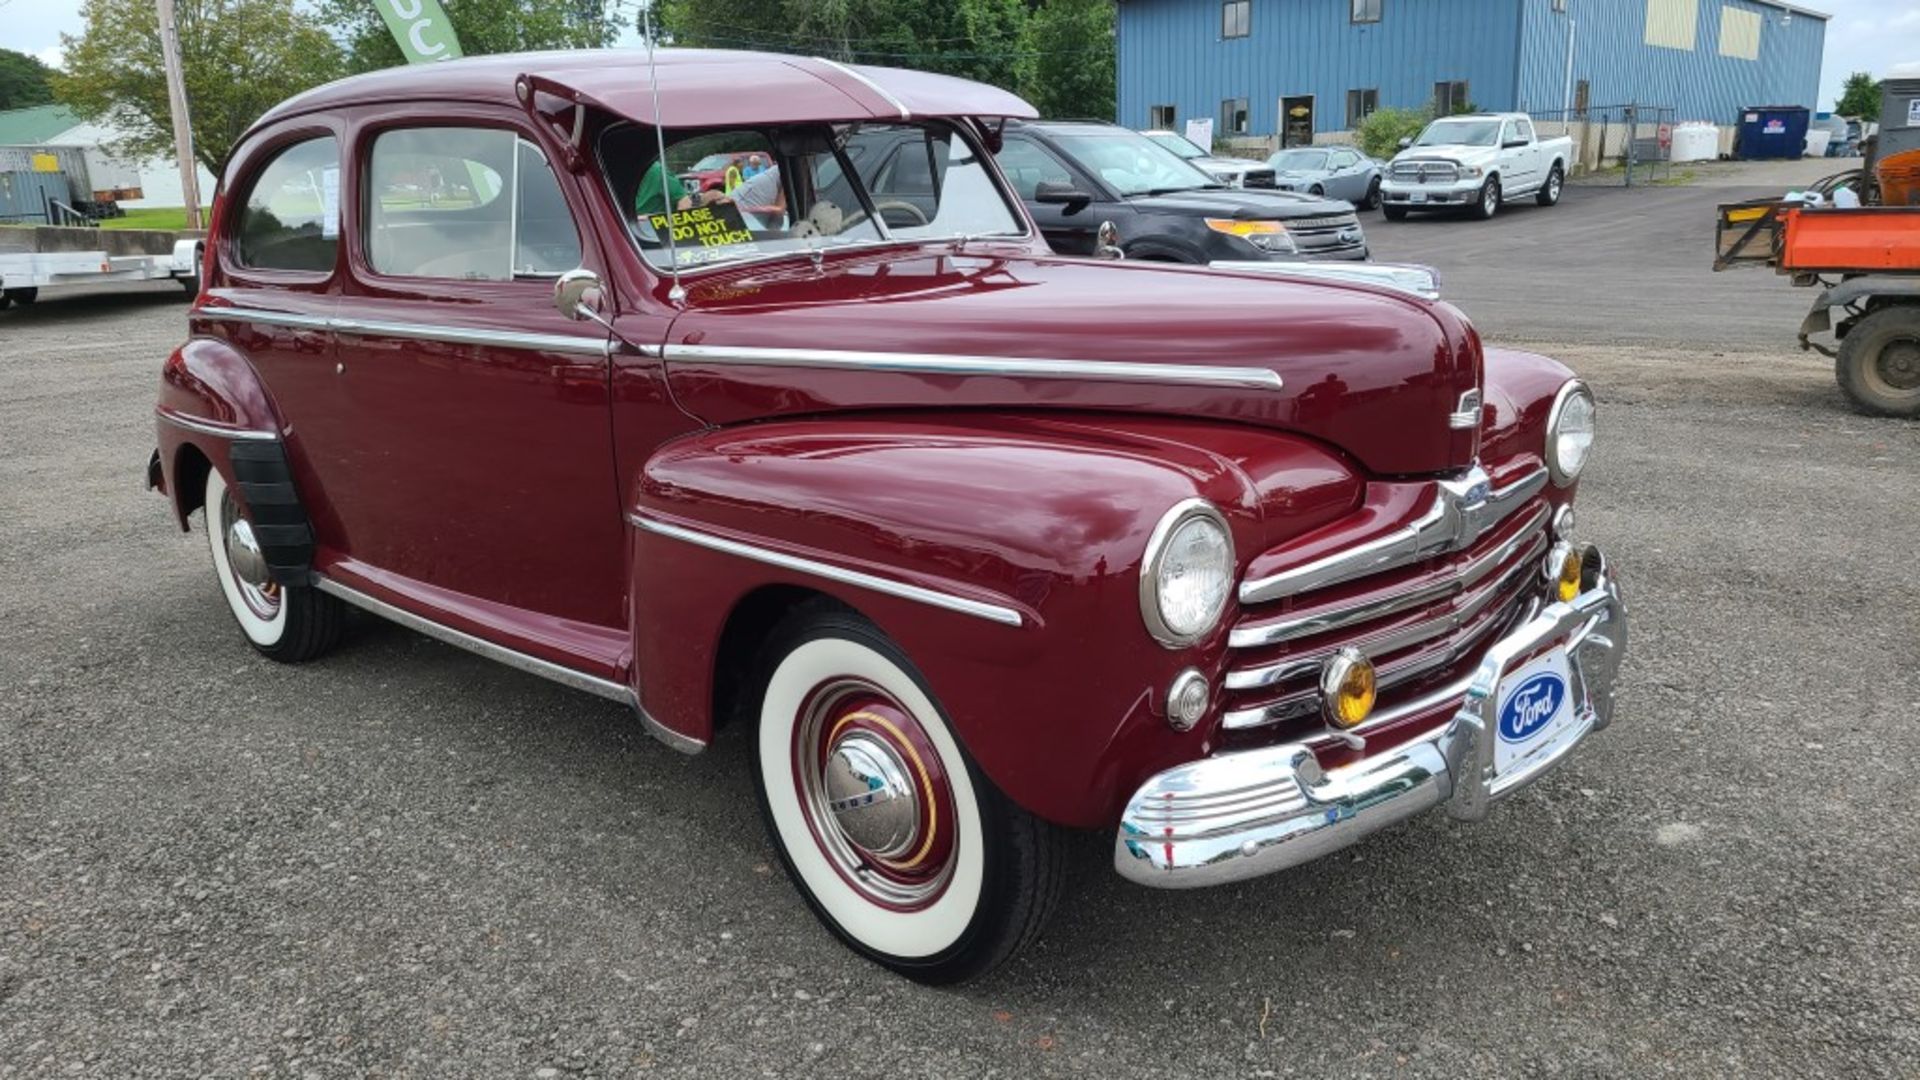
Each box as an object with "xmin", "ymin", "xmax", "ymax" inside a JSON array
[{"xmin": 0, "ymin": 0, "xmax": 1914, "ymax": 113}]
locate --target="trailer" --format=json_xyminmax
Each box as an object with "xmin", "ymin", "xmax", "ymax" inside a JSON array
[{"xmin": 0, "ymin": 225, "xmax": 201, "ymax": 307}]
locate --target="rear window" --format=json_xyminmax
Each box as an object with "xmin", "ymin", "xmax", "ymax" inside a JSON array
[{"xmin": 235, "ymin": 136, "xmax": 339, "ymax": 273}]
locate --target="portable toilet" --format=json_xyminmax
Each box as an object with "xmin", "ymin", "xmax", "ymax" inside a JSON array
[{"xmin": 1737, "ymin": 106, "xmax": 1811, "ymax": 160}]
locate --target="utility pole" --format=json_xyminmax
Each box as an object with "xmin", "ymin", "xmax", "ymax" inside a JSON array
[{"xmin": 155, "ymin": 0, "xmax": 203, "ymax": 230}]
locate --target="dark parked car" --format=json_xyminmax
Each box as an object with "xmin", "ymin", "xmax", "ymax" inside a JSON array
[{"xmin": 992, "ymin": 120, "xmax": 1367, "ymax": 263}]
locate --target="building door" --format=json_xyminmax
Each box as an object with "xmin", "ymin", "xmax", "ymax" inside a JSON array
[{"xmin": 1281, "ymin": 96, "xmax": 1315, "ymax": 148}]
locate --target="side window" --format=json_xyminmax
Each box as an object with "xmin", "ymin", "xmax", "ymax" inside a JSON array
[
  {"xmin": 995, "ymin": 138, "xmax": 1073, "ymax": 200},
  {"xmin": 366, "ymin": 127, "xmax": 581, "ymax": 281},
  {"xmin": 235, "ymin": 136, "xmax": 340, "ymax": 273},
  {"xmin": 1516, "ymin": 119, "xmax": 1535, "ymax": 143}
]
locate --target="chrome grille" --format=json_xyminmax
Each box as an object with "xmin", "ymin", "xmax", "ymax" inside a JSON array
[
  {"xmin": 1390, "ymin": 160, "xmax": 1460, "ymax": 184},
  {"xmin": 1222, "ymin": 466, "xmax": 1551, "ymax": 735},
  {"xmin": 1286, "ymin": 213, "xmax": 1361, "ymax": 235}
]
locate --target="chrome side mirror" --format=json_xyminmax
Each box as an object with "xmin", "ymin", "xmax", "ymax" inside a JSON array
[
  {"xmin": 1095, "ymin": 220, "xmax": 1124, "ymax": 260},
  {"xmin": 554, "ymin": 268, "xmax": 603, "ymax": 321}
]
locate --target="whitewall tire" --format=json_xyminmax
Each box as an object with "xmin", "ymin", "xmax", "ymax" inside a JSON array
[
  {"xmin": 203, "ymin": 467, "xmax": 341, "ymax": 662},
  {"xmin": 751, "ymin": 603, "xmax": 1063, "ymax": 983}
]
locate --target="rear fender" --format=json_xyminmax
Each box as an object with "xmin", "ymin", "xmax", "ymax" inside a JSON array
[
  {"xmin": 627, "ymin": 412, "xmax": 1361, "ymax": 828},
  {"xmin": 154, "ymin": 337, "xmax": 293, "ymax": 534}
]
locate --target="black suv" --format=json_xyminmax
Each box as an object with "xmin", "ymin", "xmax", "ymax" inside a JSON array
[{"xmin": 993, "ymin": 120, "xmax": 1367, "ymax": 263}]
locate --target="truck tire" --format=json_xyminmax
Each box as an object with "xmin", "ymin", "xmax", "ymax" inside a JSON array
[
  {"xmin": 750, "ymin": 601, "xmax": 1064, "ymax": 984},
  {"xmin": 1536, "ymin": 164, "xmax": 1564, "ymax": 206},
  {"xmin": 1472, "ymin": 176, "xmax": 1501, "ymax": 220},
  {"xmin": 1382, "ymin": 204, "xmax": 1408, "ymax": 221},
  {"xmin": 1835, "ymin": 306, "xmax": 1920, "ymax": 418},
  {"xmin": 4, "ymin": 287, "xmax": 38, "ymax": 305}
]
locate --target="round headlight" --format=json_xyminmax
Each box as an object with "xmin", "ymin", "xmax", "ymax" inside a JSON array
[
  {"xmin": 1546, "ymin": 380, "xmax": 1596, "ymax": 486},
  {"xmin": 1140, "ymin": 500, "xmax": 1234, "ymax": 647}
]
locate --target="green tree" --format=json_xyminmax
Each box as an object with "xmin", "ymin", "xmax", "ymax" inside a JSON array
[
  {"xmin": 658, "ymin": 0, "xmax": 1027, "ymax": 90},
  {"xmin": 1019, "ymin": 0, "xmax": 1113, "ymax": 120},
  {"xmin": 1355, "ymin": 105, "xmax": 1430, "ymax": 159},
  {"xmin": 1835, "ymin": 71, "xmax": 1881, "ymax": 119},
  {"xmin": 54, "ymin": 0, "xmax": 343, "ymax": 172},
  {"xmin": 321, "ymin": 0, "xmax": 619, "ymax": 74},
  {"xmin": 0, "ymin": 48, "xmax": 58, "ymax": 110}
]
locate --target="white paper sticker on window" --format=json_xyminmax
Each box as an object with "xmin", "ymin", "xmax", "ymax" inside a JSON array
[{"xmin": 320, "ymin": 166, "xmax": 340, "ymax": 239}]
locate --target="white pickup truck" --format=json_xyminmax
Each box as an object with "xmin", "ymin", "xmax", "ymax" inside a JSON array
[{"xmin": 1380, "ymin": 113, "xmax": 1571, "ymax": 221}]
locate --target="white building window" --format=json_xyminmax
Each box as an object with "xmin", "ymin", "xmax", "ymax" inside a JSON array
[
  {"xmin": 1222, "ymin": 0, "xmax": 1250, "ymax": 39},
  {"xmin": 1352, "ymin": 0, "xmax": 1382, "ymax": 24}
]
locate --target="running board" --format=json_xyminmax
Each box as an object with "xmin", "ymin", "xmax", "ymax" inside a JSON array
[{"xmin": 311, "ymin": 576, "xmax": 705, "ymax": 755}]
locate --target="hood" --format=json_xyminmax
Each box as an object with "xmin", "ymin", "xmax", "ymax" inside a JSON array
[
  {"xmin": 1121, "ymin": 188, "xmax": 1348, "ymax": 219},
  {"xmin": 1394, "ymin": 144, "xmax": 1497, "ymax": 166},
  {"xmin": 1196, "ymin": 156, "xmax": 1258, "ymax": 174},
  {"xmin": 658, "ymin": 251, "xmax": 1480, "ymax": 477}
]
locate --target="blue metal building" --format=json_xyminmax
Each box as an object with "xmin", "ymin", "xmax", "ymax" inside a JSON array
[{"xmin": 1116, "ymin": 0, "xmax": 1827, "ymax": 141}]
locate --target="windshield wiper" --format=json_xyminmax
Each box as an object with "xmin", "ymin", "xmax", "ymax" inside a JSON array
[{"xmin": 1133, "ymin": 186, "xmax": 1204, "ymax": 197}]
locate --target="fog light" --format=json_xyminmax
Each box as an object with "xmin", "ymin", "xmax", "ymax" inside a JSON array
[
  {"xmin": 1320, "ymin": 647, "xmax": 1376, "ymax": 730},
  {"xmin": 1166, "ymin": 669, "xmax": 1210, "ymax": 731},
  {"xmin": 1547, "ymin": 542, "xmax": 1583, "ymax": 603}
]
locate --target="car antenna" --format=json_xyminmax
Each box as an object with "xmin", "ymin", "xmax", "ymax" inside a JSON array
[{"xmin": 641, "ymin": 1, "xmax": 686, "ymax": 305}]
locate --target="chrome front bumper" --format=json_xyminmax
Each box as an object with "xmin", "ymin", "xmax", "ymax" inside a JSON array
[{"xmin": 1114, "ymin": 559, "xmax": 1627, "ymax": 889}]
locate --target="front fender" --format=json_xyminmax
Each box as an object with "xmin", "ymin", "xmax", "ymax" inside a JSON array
[
  {"xmin": 628, "ymin": 412, "xmax": 1362, "ymax": 828},
  {"xmin": 1481, "ymin": 347, "xmax": 1577, "ymax": 505}
]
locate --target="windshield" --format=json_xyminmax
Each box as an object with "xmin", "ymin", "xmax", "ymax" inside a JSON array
[
  {"xmin": 1051, "ymin": 130, "xmax": 1217, "ymax": 196},
  {"xmin": 1269, "ymin": 149, "xmax": 1329, "ymax": 171},
  {"xmin": 1415, "ymin": 119, "xmax": 1501, "ymax": 147},
  {"xmin": 1143, "ymin": 131, "xmax": 1206, "ymax": 159},
  {"xmin": 599, "ymin": 120, "xmax": 1024, "ymax": 271}
]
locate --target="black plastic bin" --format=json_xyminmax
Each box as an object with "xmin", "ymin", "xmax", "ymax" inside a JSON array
[{"xmin": 1736, "ymin": 106, "xmax": 1811, "ymax": 160}]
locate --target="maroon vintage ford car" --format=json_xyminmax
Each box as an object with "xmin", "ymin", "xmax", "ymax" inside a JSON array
[{"xmin": 148, "ymin": 50, "xmax": 1626, "ymax": 983}]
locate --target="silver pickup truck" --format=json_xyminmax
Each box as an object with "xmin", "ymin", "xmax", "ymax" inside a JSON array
[{"xmin": 1381, "ymin": 113, "xmax": 1571, "ymax": 221}]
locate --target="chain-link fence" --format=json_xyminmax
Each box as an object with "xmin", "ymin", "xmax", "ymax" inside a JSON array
[{"xmin": 1528, "ymin": 104, "xmax": 1678, "ymax": 187}]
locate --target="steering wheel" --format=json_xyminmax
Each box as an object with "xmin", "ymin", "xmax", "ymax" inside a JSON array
[{"xmin": 843, "ymin": 199, "xmax": 931, "ymax": 231}]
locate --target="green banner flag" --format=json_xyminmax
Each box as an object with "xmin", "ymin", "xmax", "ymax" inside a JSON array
[{"xmin": 372, "ymin": 0, "xmax": 464, "ymax": 64}]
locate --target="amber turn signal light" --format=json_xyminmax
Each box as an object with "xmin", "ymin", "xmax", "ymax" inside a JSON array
[
  {"xmin": 1320, "ymin": 647, "xmax": 1377, "ymax": 730},
  {"xmin": 1553, "ymin": 543, "xmax": 1583, "ymax": 603}
]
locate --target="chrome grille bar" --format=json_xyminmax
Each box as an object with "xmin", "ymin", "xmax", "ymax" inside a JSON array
[
  {"xmin": 1229, "ymin": 504, "xmax": 1548, "ymax": 650},
  {"xmin": 1240, "ymin": 466, "xmax": 1547, "ymax": 605},
  {"xmin": 1224, "ymin": 534, "xmax": 1546, "ymax": 693}
]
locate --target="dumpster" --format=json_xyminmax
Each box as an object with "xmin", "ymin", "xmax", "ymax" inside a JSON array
[{"xmin": 1737, "ymin": 106, "xmax": 1810, "ymax": 160}]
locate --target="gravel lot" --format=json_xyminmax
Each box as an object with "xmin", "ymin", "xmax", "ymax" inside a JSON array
[{"xmin": 4, "ymin": 175, "xmax": 1918, "ymax": 1078}]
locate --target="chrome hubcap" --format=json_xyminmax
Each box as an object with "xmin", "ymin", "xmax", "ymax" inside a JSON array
[
  {"xmin": 220, "ymin": 492, "xmax": 280, "ymax": 619},
  {"xmin": 793, "ymin": 682, "xmax": 956, "ymax": 910},
  {"xmin": 824, "ymin": 733, "xmax": 917, "ymax": 858}
]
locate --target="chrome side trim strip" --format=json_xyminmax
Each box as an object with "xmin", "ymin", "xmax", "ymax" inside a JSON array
[
  {"xmin": 663, "ymin": 343, "xmax": 1284, "ymax": 392},
  {"xmin": 202, "ymin": 306, "xmax": 611, "ymax": 356},
  {"xmin": 1228, "ymin": 504, "xmax": 1548, "ymax": 649},
  {"xmin": 631, "ymin": 514, "xmax": 1025, "ymax": 628},
  {"xmin": 1239, "ymin": 465, "xmax": 1548, "ymax": 604},
  {"xmin": 154, "ymin": 405, "xmax": 280, "ymax": 442},
  {"xmin": 311, "ymin": 577, "xmax": 705, "ymax": 755},
  {"xmin": 331, "ymin": 316, "xmax": 612, "ymax": 356},
  {"xmin": 811, "ymin": 56, "xmax": 912, "ymax": 119},
  {"xmin": 197, "ymin": 306, "xmax": 331, "ymax": 332}
]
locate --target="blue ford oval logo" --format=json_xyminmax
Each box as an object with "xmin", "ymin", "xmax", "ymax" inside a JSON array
[{"xmin": 1498, "ymin": 673, "xmax": 1566, "ymax": 743}]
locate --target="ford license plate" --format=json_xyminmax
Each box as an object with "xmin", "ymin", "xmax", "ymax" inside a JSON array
[{"xmin": 1494, "ymin": 649, "xmax": 1575, "ymax": 775}]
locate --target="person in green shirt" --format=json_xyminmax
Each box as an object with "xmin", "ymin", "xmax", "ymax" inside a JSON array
[{"xmin": 634, "ymin": 159, "xmax": 691, "ymax": 218}]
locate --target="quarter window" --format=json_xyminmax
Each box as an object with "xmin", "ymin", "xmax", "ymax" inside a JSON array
[
  {"xmin": 234, "ymin": 136, "xmax": 340, "ymax": 273},
  {"xmin": 365, "ymin": 127, "xmax": 582, "ymax": 280},
  {"xmin": 1351, "ymin": 0, "xmax": 1381, "ymax": 24},
  {"xmin": 1222, "ymin": 0, "xmax": 1250, "ymax": 38}
]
